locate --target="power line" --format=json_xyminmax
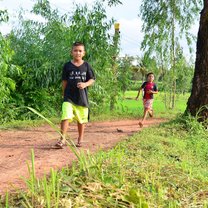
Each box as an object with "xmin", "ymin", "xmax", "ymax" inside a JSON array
[
  {"xmin": 109, "ymin": 33, "xmax": 140, "ymax": 45},
  {"xmin": 122, "ymin": 34, "xmax": 140, "ymax": 44}
]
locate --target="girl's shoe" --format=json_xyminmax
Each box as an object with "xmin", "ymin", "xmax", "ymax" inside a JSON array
[
  {"xmin": 139, "ymin": 122, "xmax": 143, "ymax": 128},
  {"xmin": 149, "ymin": 110, "xmax": 153, "ymax": 117}
]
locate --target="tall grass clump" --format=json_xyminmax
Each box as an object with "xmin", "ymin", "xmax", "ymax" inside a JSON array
[{"xmin": 16, "ymin": 150, "xmax": 62, "ymax": 208}]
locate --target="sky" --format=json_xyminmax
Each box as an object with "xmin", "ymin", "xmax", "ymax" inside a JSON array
[{"xmin": 0, "ymin": 0, "xmax": 200, "ymax": 58}]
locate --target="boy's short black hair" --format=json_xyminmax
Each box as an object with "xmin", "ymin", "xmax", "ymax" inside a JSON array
[{"xmin": 72, "ymin": 42, "xmax": 85, "ymax": 48}]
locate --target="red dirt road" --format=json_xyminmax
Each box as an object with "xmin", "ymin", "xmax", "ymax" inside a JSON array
[{"xmin": 0, "ymin": 118, "xmax": 165, "ymax": 194}]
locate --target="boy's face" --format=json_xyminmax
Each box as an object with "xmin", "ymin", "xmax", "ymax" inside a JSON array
[
  {"xmin": 147, "ymin": 74, "xmax": 154, "ymax": 82},
  {"xmin": 71, "ymin": 45, "xmax": 85, "ymax": 61}
]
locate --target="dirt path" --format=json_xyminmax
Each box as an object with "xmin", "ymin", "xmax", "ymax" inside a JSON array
[{"xmin": 0, "ymin": 118, "xmax": 165, "ymax": 194}]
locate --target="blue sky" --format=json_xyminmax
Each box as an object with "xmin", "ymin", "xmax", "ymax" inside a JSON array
[{"xmin": 0, "ymin": 0, "xmax": 199, "ymax": 58}]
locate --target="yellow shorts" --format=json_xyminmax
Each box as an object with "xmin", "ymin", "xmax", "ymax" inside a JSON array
[{"xmin": 61, "ymin": 102, "xmax": 89, "ymax": 124}]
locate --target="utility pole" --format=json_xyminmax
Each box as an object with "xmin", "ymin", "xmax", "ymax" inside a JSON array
[{"xmin": 110, "ymin": 22, "xmax": 120, "ymax": 111}]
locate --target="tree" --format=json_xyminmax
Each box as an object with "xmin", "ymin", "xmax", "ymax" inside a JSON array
[
  {"xmin": 139, "ymin": 53, "xmax": 160, "ymax": 81},
  {"xmin": 7, "ymin": 0, "xmax": 121, "ymax": 118},
  {"xmin": 140, "ymin": 0, "xmax": 202, "ymax": 109},
  {"xmin": 117, "ymin": 55, "xmax": 134, "ymax": 96},
  {"xmin": 175, "ymin": 49, "xmax": 194, "ymax": 94},
  {"xmin": 101, "ymin": 0, "xmax": 122, "ymax": 6},
  {"xmin": 0, "ymin": 10, "xmax": 21, "ymax": 122},
  {"xmin": 186, "ymin": 1, "xmax": 208, "ymax": 122},
  {"xmin": 0, "ymin": 9, "xmax": 9, "ymax": 22},
  {"xmin": 69, "ymin": 2, "xmax": 120, "ymax": 111},
  {"xmin": 109, "ymin": 23, "xmax": 120, "ymax": 110}
]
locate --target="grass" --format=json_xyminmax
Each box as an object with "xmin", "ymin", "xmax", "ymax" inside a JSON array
[
  {"xmin": 90, "ymin": 91, "xmax": 189, "ymax": 122},
  {"xmin": 0, "ymin": 117, "xmax": 60, "ymax": 130},
  {"xmin": 0, "ymin": 91, "xmax": 189, "ymax": 128},
  {"xmin": 2, "ymin": 91, "xmax": 207, "ymax": 207},
  {"xmin": 118, "ymin": 91, "xmax": 189, "ymax": 119},
  {"xmin": 1, "ymin": 114, "xmax": 208, "ymax": 207}
]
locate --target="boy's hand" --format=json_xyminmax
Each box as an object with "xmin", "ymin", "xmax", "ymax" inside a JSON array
[
  {"xmin": 135, "ymin": 97, "xmax": 139, "ymax": 100},
  {"xmin": 77, "ymin": 82, "xmax": 87, "ymax": 89}
]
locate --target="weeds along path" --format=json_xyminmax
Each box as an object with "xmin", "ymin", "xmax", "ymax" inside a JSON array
[{"xmin": 0, "ymin": 118, "xmax": 165, "ymax": 194}]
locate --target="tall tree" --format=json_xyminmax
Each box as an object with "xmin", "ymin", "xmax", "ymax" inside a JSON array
[
  {"xmin": 69, "ymin": 2, "xmax": 120, "ymax": 111},
  {"xmin": 186, "ymin": 1, "xmax": 208, "ymax": 122},
  {"xmin": 101, "ymin": 0, "xmax": 122, "ymax": 6},
  {"xmin": 117, "ymin": 55, "xmax": 134, "ymax": 96},
  {"xmin": 8, "ymin": 0, "xmax": 120, "ymax": 115},
  {"xmin": 140, "ymin": 0, "xmax": 202, "ymax": 109},
  {"xmin": 0, "ymin": 10, "xmax": 21, "ymax": 122}
]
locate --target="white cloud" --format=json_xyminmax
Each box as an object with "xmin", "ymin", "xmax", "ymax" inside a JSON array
[
  {"xmin": 118, "ymin": 18, "xmax": 143, "ymax": 56},
  {"xmin": 0, "ymin": 0, "xmax": 199, "ymax": 58}
]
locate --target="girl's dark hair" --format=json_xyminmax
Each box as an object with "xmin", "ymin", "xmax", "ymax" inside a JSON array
[{"xmin": 146, "ymin": 72, "xmax": 154, "ymax": 77}]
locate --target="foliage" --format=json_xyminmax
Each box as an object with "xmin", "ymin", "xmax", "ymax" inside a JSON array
[
  {"xmin": 117, "ymin": 56, "xmax": 134, "ymax": 95},
  {"xmin": 138, "ymin": 53, "xmax": 161, "ymax": 82},
  {"xmin": 0, "ymin": 36, "xmax": 15, "ymax": 105},
  {"xmin": 186, "ymin": 1, "xmax": 208, "ymax": 122},
  {"xmin": 0, "ymin": 9, "xmax": 9, "ymax": 22},
  {"xmin": 0, "ymin": 10, "xmax": 22, "ymax": 123},
  {"xmin": 0, "ymin": 0, "xmax": 119, "ymax": 123},
  {"xmin": 116, "ymin": 91, "xmax": 188, "ymax": 119},
  {"xmin": 140, "ymin": 0, "xmax": 202, "ymax": 55},
  {"xmin": 131, "ymin": 52, "xmax": 194, "ymax": 97},
  {"xmin": 0, "ymin": 0, "xmax": 203, "ymax": 123},
  {"xmin": 1, "ymin": 117, "xmax": 208, "ymax": 207},
  {"xmin": 175, "ymin": 56, "xmax": 194, "ymax": 94},
  {"xmin": 140, "ymin": 0, "xmax": 202, "ymax": 109},
  {"xmin": 68, "ymin": 1, "xmax": 118, "ymax": 110},
  {"xmin": 101, "ymin": 0, "xmax": 122, "ymax": 6}
]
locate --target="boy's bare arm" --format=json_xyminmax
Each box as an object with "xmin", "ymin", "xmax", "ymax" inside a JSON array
[
  {"xmin": 62, "ymin": 80, "xmax": 68, "ymax": 96},
  {"xmin": 77, "ymin": 79, "xmax": 95, "ymax": 89}
]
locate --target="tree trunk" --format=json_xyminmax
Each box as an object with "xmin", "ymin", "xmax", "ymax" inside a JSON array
[
  {"xmin": 186, "ymin": 1, "xmax": 208, "ymax": 122},
  {"xmin": 171, "ymin": 0, "xmax": 176, "ymax": 109},
  {"xmin": 110, "ymin": 27, "xmax": 120, "ymax": 111}
]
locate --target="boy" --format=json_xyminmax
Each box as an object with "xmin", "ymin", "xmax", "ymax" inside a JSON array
[
  {"xmin": 135, "ymin": 72, "xmax": 158, "ymax": 127},
  {"xmin": 55, "ymin": 42, "xmax": 95, "ymax": 148}
]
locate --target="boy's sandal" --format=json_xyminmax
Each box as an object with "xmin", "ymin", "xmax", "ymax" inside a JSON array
[
  {"xmin": 76, "ymin": 143, "xmax": 82, "ymax": 148},
  {"xmin": 55, "ymin": 140, "xmax": 65, "ymax": 149}
]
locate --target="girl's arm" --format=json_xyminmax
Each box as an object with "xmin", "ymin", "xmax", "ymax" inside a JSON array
[
  {"xmin": 135, "ymin": 87, "xmax": 142, "ymax": 100},
  {"xmin": 147, "ymin": 90, "xmax": 158, "ymax": 94}
]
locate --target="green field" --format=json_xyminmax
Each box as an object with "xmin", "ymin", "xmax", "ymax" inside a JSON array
[
  {"xmin": 91, "ymin": 91, "xmax": 189, "ymax": 122},
  {"xmin": 0, "ymin": 91, "xmax": 189, "ymax": 128},
  {"xmin": 116, "ymin": 91, "xmax": 189, "ymax": 119}
]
